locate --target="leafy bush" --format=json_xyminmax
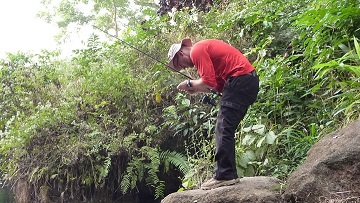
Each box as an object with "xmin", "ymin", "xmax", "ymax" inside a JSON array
[
  {"xmin": 1, "ymin": 0, "xmax": 359, "ymax": 201},
  {"xmin": 0, "ymin": 36, "xmax": 189, "ymax": 202}
]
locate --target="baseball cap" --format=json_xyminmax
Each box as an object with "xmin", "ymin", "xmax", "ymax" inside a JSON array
[{"xmin": 167, "ymin": 38, "xmax": 192, "ymax": 70}]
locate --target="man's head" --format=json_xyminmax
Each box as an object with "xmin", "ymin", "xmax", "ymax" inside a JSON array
[{"xmin": 168, "ymin": 38, "xmax": 192, "ymax": 71}]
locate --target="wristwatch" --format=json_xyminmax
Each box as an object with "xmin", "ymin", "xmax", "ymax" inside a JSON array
[{"xmin": 186, "ymin": 79, "xmax": 192, "ymax": 87}]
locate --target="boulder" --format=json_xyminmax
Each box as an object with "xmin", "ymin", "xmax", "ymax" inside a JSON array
[
  {"xmin": 283, "ymin": 119, "xmax": 360, "ymax": 202},
  {"xmin": 161, "ymin": 176, "xmax": 282, "ymax": 203}
]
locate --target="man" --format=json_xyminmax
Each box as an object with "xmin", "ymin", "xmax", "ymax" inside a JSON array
[{"xmin": 167, "ymin": 38, "xmax": 259, "ymax": 190}]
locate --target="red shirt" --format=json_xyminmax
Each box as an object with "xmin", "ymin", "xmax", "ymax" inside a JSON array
[{"xmin": 190, "ymin": 39, "xmax": 255, "ymax": 92}]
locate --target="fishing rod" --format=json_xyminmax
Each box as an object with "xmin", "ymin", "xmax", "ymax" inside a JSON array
[{"xmin": 92, "ymin": 25, "xmax": 220, "ymax": 106}]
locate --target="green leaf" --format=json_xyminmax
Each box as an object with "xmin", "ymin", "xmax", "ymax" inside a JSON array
[
  {"xmin": 255, "ymin": 147, "xmax": 266, "ymax": 159},
  {"xmin": 245, "ymin": 150, "xmax": 256, "ymax": 160},
  {"xmin": 242, "ymin": 134, "xmax": 256, "ymax": 146},
  {"xmin": 244, "ymin": 165, "xmax": 255, "ymax": 176},
  {"xmin": 182, "ymin": 98, "xmax": 191, "ymax": 106},
  {"xmin": 265, "ymin": 131, "xmax": 277, "ymax": 144},
  {"xmin": 354, "ymin": 36, "xmax": 360, "ymax": 59},
  {"xmin": 313, "ymin": 60, "xmax": 338, "ymax": 70},
  {"xmin": 50, "ymin": 174, "xmax": 58, "ymax": 179},
  {"xmin": 238, "ymin": 152, "xmax": 253, "ymax": 168},
  {"xmin": 29, "ymin": 166, "xmax": 40, "ymax": 182},
  {"xmin": 341, "ymin": 65, "xmax": 360, "ymax": 77},
  {"xmin": 252, "ymin": 124, "xmax": 265, "ymax": 135},
  {"xmin": 256, "ymin": 136, "xmax": 266, "ymax": 148},
  {"xmin": 310, "ymin": 83, "xmax": 322, "ymax": 93},
  {"xmin": 243, "ymin": 126, "xmax": 252, "ymax": 132},
  {"xmin": 338, "ymin": 43, "xmax": 350, "ymax": 52}
]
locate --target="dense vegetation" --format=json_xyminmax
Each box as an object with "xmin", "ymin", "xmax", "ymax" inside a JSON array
[{"xmin": 1, "ymin": 0, "xmax": 359, "ymax": 202}]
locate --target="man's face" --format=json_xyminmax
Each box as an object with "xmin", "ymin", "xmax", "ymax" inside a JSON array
[
  {"xmin": 173, "ymin": 53, "xmax": 182, "ymax": 71},
  {"xmin": 172, "ymin": 48, "xmax": 194, "ymax": 71}
]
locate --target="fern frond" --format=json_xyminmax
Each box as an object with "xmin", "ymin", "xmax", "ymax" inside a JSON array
[
  {"xmin": 154, "ymin": 181, "xmax": 165, "ymax": 199},
  {"xmin": 120, "ymin": 168, "xmax": 132, "ymax": 194},
  {"xmin": 120, "ymin": 147, "xmax": 189, "ymax": 199},
  {"xmin": 120, "ymin": 158, "xmax": 144, "ymax": 194},
  {"xmin": 160, "ymin": 150, "xmax": 189, "ymax": 175}
]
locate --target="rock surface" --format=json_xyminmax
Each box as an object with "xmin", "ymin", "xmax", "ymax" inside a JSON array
[
  {"xmin": 161, "ymin": 176, "xmax": 282, "ymax": 203},
  {"xmin": 283, "ymin": 119, "xmax": 360, "ymax": 202}
]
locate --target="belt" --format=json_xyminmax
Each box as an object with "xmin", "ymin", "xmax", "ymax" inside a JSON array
[{"xmin": 246, "ymin": 70, "xmax": 257, "ymax": 77}]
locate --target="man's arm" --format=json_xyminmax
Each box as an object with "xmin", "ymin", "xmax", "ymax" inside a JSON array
[{"xmin": 177, "ymin": 78, "xmax": 216, "ymax": 94}]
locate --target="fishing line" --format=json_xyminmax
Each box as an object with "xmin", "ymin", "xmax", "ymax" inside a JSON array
[
  {"xmin": 92, "ymin": 25, "xmax": 222, "ymax": 104},
  {"xmin": 92, "ymin": 25, "xmax": 194, "ymax": 80}
]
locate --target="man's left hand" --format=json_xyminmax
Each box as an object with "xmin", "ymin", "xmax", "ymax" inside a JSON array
[{"xmin": 177, "ymin": 80, "xmax": 196, "ymax": 94}]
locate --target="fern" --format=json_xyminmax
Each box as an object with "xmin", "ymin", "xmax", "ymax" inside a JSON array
[
  {"xmin": 154, "ymin": 181, "xmax": 165, "ymax": 199},
  {"xmin": 120, "ymin": 171, "xmax": 132, "ymax": 194},
  {"xmin": 142, "ymin": 146, "xmax": 164, "ymax": 198},
  {"xmin": 120, "ymin": 158, "xmax": 144, "ymax": 194},
  {"xmin": 160, "ymin": 150, "xmax": 190, "ymax": 175},
  {"xmin": 120, "ymin": 146, "xmax": 189, "ymax": 199}
]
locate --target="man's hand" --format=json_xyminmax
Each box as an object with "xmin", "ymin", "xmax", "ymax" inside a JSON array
[
  {"xmin": 177, "ymin": 80, "xmax": 196, "ymax": 94},
  {"xmin": 177, "ymin": 78, "xmax": 215, "ymax": 94}
]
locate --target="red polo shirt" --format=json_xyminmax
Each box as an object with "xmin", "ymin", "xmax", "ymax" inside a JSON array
[{"xmin": 190, "ymin": 39, "xmax": 255, "ymax": 92}]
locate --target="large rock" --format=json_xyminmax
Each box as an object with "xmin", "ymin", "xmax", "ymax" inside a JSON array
[
  {"xmin": 283, "ymin": 119, "xmax": 360, "ymax": 202},
  {"xmin": 161, "ymin": 176, "xmax": 282, "ymax": 203}
]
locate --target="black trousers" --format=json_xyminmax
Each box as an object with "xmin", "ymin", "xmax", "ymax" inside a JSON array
[{"xmin": 214, "ymin": 72, "xmax": 259, "ymax": 180}]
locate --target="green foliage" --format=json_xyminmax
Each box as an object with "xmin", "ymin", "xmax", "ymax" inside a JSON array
[
  {"xmin": 162, "ymin": 93, "xmax": 218, "ymax": 189},
  {"xmin": 39, "ymin": 0, "xmax": 156, "ymax": 40},
  {"xmin": 310, "ymin": 37, "xmax": 360, "ymax": 121},
  {"xmin": 1, "ymin": 0, "xmax": 360, "ymax": 201},
  {"xmin": 160, "ymin": 150, "xmax": 190, "ymax": 175},
  {"xmin": 236, "ymin": 124, "xmax": 278, "ymax": 177},
  {"xmin": 120, "ymin": 145, "xmax": 189, "ymax": 199},
  {"xmin": 293, "ymin": 0, "xmax": 360, "ymax": 62},
  {"xmin": 0, "ymin": 35, "xmax": 186, "ymax": 201}
]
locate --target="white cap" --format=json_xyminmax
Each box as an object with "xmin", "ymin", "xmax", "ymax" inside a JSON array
[{"xmin": 167, "ymin": 38, "xmax": 192, "ymax": 70}]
